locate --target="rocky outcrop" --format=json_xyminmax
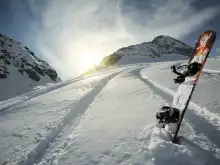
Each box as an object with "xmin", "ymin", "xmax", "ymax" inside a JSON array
[
  {"xmin": 0, "ymin": 33, "xmax": 61, "ymax": 101},
  {"xmin": 0, "ymin": 33, "xmax": 61, "ymax": 82}
]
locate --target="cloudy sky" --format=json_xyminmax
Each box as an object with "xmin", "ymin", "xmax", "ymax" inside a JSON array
[{"xmin": 0, "ymin": 0, "xmax": 219, "ymax": 79}]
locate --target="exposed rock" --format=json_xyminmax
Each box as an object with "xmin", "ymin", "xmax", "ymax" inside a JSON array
[
  {"xmin": 0, "ymin": 33, "xmax": 61, "ymax": 82},
  {"xmin": 0, "ymin": 33, "xmax": 61, "ymax": 101}
]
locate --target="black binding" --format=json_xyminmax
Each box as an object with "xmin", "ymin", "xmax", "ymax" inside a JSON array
[
  {"xmin": 156, "ymin": 106, "xmax": 180, "ymax": 124},
  {"xmin": 171, "ymin": 62, "xmax": 202, "ymax": 83}
]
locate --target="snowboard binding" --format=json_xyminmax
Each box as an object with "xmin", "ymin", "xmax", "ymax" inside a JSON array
[
  {"xmin": 156, "ymin": 106, "xmax": 180, "ymax": 128},
  {"xmin": 174, "ymin": 75, "xmax": 185, "ymax": 84},
  {"xmin": 171, "ymin": 62, "xmax": 202, "ymax": 83}
]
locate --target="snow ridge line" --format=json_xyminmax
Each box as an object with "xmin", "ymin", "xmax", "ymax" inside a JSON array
[
  {"xmin": 17, "ymin": 71, "xmax": 121, "ymax": 165},
  {"xmin": 140, "ymin": 71, "xmax": 220, "ymax": 132}
]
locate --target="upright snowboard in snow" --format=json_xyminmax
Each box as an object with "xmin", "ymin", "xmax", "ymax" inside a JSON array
[{"xmin": 156, "ymin": 30, "xmax": 216, "ymax": 143}]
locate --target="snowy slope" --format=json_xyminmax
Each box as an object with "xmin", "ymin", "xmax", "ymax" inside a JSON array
[
  {"xmin": 116, "ymin": 35, "xmax": 193, "ymax": 57},
  {"xmin": 1, "ymin": 58, "xmax": 220, "ymax": 165},
  {"xmin": 1, "ymin": 35, "xmax": 220, "ymax": 165},
  {"xmin": 96, "ymin": 35, "xmax": 192, "ymax": 71},
  {"xmin": 0, "ymin": 33, "xmax": 61, "ymax": 101}
]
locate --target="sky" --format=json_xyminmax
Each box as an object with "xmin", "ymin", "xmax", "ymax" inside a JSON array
[{"xmin": 0, "ymin": 0, "xmax": 220, "ymax": 79}]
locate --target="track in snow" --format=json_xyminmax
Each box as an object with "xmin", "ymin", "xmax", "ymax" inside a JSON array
[
  {"xmin": 36, "ymin": 66, "xmax": 171, "ymax": 165},
  {"xmin": 17, "ymin": 71, "xmax": 124, "ymax": 165},
  {"xmin": 1, "ymin": 67, "xmax": 141, "ymax": 165},
  {"xmin": 28, "ymin": 65, "xmax": 220, "ymax": 165},
  {"xmin": 9, "ymin": 66, "xmax": 143, "ymax": 165},
  {"xmin": 2, "ymin": 63, "xmax": 220, "ymax": 165},
  {"xmin": 0, "ymin": 66, "xmax": 137, "ymax": 114}
]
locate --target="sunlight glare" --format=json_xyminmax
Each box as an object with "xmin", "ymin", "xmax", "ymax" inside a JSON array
[{"xmin": 80, "ymin": 51, "xmax": 103, "ymax": 72}]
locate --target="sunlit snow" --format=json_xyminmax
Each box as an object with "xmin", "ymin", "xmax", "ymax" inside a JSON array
[{"xmin": 1, "ymin": 49, "xmax": 220, "ymax": 164}]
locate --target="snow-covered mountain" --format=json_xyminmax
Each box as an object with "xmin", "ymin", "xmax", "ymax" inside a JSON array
[
  {"xmin": 0, "ymin": 33, "xmax": 61, "ymax": 101},
  {"xmin": 91, "ymin": 35, "xmax": 193, "ymax": 73},
  {"xmin": 115, "ymin": 35, "xmax": 193, "ymax": 57}
]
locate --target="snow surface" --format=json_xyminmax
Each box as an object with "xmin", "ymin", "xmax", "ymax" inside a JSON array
[{"xmin": 1, "ymin": 49, "xmax": 220, "ymax": 164}]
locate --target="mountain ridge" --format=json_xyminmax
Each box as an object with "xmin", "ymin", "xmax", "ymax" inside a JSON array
[
  {"xmin": 84, "ymin": 35, "xmax": 193, "ymax": 75},
  {"xmin": 115, "ymin": 35, "xmax": 193, "ymax": 57},
  {"xmin": 0, "ymin": 33, "xmax": 61, "ymax": 101}
]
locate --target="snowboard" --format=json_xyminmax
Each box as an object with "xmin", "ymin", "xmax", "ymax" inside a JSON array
[{"xmin": 159, "ymin": 30, "xmax": 216, "ymax": 143}]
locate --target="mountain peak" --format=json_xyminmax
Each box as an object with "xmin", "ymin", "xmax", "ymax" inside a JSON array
[
  {"xmin": 115, "ymin": 35, "xmax": 193, "ymax": 57},
  {"xmin": 152, "ymin": 35, "xmax": 189, "ymax": 47},
  {"xmin": 153, "ymin": 35, "xmax": 172, "ymax": 40}
]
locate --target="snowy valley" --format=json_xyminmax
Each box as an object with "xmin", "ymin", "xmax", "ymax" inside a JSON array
[{"xmin": 1, "ymin": 34, "xmax": 220, "ymax": 165}]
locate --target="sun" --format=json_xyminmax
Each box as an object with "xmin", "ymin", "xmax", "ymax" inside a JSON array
[{"xmin": 80, "ymin": 53, "xmax": 102, "ymax": 72}]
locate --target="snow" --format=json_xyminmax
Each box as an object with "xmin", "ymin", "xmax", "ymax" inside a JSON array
[
  {"xmin": 0, "ymin": 71, "xmax": 120, "ymax": 164},
  {"xmin": 2, "ymin": 58, "xmax": 220, "ymax": 164},
  {"xmin": 0, "ymin": 65, "xmax": 137, "ymax": 112},
  {"xmin": 140, "ymin": 60, "xmax": 220, "ymax": 162},
  {"xmin": 1, "ymin": 35, "xmax": 220, "ymax": 164},
  {"xmin": 37, "ymin": 67, "xmax": 202, "ymax": 165}
]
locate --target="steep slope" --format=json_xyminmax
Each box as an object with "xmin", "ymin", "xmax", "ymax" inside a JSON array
[{"xmin": 0, "ymin": 33, "xmax": 61, "ymax": 101}]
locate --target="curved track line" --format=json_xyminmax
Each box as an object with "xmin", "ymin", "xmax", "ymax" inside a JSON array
[
  {"xmin": 36, "ymin": 67, "xmax": 146, "ymax": 165},
  {"xmin": 18, "ymin": 72, "xmax": 120, "ymax": 165},
  {"xmin": 19, "ymin": 67, "xmax": 144, "ymax": 165},
  {"xmin": 0, "ymin": 66, "xmax": 139, "ymax": 115}
]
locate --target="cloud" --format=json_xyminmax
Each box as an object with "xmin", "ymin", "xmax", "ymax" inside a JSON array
[
  {"xmin": 27, "ymin": 0, "xmax": 219, "ymax": 79},
  {"xmin": 121, "ymin": 0, "xmax": 219, "ymax": 42}
]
